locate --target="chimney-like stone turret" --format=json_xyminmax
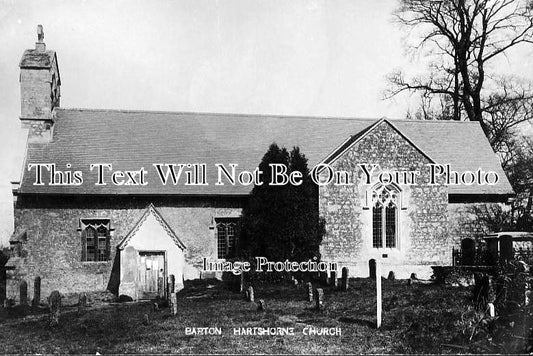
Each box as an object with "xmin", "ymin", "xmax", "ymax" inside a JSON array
[{"xmin": 19, "ymin": 25, "xmax": 61, "ymax": 141}]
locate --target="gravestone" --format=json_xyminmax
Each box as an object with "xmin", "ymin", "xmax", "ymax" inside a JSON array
[
  {"xmin": 330, "ymin": 270, "xmax": 338, "ymax": 288},
  {"xmin": 32, "ymin": 276, "xmax": 41, "ymax": 307},
  {"xmin": 170, "ymin": 293, "xmax": 177, "ymax": 315},
  {"xmin": 387, "ymin": 271, "xmax": 395, "ymax": 281},
  {"xmin": 341, "ymin": 267, "xmax": 349, "ymax": 291},
  {"xmin": 78, "ymin": 293, "xmax": 87, "ymax": 315},
  {"xmin": 369, "ymin": 259, "xmax": 376, "ymax": 279},
  {"xmin": 247, "ymin": 286, "xmax": 254, "ymax": 302},
  {"xmin": 257, "ymin": 299, "xmax": 266, "ymax": 311},
  {"xmin": 48, "ymin": 290, "xmax": 61, "ymax": 327},
  {"xmin": 315, "ymin": 288, "xmax": 324, "ymax": 310},
  {"xmin": 19, "ymin": 280, "xmax": 28, "ymax": 305},
  {"xmin": 307, "ymin": 282, "xmax": 313, "ymax": 302}
]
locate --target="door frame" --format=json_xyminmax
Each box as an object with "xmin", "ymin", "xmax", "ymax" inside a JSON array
[{"xmin": 138, "ymin": 250, "xmax": 168, "ymax": 299}]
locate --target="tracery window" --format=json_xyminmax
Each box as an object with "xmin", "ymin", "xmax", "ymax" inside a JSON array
[
  {"xmin": 371, "ymin": 185, "xmax": 399, "ymax": 248},
  {"xmin": 216, "ymin": 218, "xmax": 239, "ymax": 259},
  {"xmin": 81, "ymin": 219, "xmax": 111, "ymax": 262}
]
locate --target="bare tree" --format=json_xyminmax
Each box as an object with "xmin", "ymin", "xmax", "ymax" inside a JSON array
[{"xmin": 387, "ymin": 0, "xmax": 533, "ymax": 126}]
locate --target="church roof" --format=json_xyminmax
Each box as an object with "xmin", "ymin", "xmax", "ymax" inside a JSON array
[{"xmin": 17, "ymin": 108, "xmax": 514, "ymax": 196}]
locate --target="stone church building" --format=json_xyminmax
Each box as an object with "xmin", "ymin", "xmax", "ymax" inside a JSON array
[{"xmin": 6, "ymin": 32, "xmax": 514, "ymax": 301}]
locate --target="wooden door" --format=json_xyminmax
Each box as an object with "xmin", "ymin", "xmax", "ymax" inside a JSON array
[{"xmin": 138, "ymin": 252, "xmax": 165, "ymax": 300}]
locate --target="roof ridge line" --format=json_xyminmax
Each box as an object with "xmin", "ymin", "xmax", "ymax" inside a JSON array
[{"xmin": 55, "ymin": 107, "xmax": 394, "ymax": 121}]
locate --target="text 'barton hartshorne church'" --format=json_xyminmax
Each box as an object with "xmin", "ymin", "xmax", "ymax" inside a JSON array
[{"xmin": 5, "ymin": 26, "xmax": 514, "ymax": 302}]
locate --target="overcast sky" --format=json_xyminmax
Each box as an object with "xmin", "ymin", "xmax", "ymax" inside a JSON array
[{"xmin": 0, "ymin": 0, "xmax": 532, "ymax": 246}]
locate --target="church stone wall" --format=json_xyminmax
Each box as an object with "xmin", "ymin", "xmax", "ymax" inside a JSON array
[
  {"xmin": 447, "ymin": 202, "xmax": 508, "ymax": 244},
  {"xmin": 319, "ymin": 122, "xmax": 451, "ymax": 279},
  {"xmin": 6, "ymin": 195, "xmax": 243, "ymax": 301}
]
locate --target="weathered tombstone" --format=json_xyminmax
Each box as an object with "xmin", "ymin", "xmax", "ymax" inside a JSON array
[
  {"xmin": 247, "ymin": 286, "xmax": 254, "ymax": 303},
  {"xmin": 170, "ymin": 293, "xmax": 177, "ymax": 315},
  {"xmin": 330, "ymin": 270, "xmax": 338, "ymax": 288},
  {"xmin": 387, "ymin": 271, "xmax": 395, "ymax": 281},
  {"xmin": 19, "ymin": 280, "xmax": 28, "ymax": 305},
  {"xmin": 369, "ymin": 259, "xmax": 376, "ymax": 280},
  {"xmin": 315, "ymin": 288, "xmax": 324, "ymax": 310},
  {"xmin": 78, "ymin": 293, "xmax": 87, "ymax": 315},
  {"xmin": 307, "ymin": 282, "xmax": 313, "ymax": 302},
  {"xmin": 167, "ymin": 274, "xmax": 175, "ymax": 296},
  {"xmin": 341, "ymin": 267, "xmax": 349, "ymax": 291},
  {"xmin": 376, "ymin": 261, "xmax": 382, "ymax": 328},
  {"xmin": 48, "ymin": 290, "xmax": 61, "ymax": 327},
  {"xmin": 32, "ymin": 276, "xmax": 41, "ymax": 307},
  {"xmin": 257, "ymin": 299, "xmax": 266, "ymax": 311}
]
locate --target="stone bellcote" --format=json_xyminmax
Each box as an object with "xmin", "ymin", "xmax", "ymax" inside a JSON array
[{"xmin": 19, "ymin": 25, "xmax": 61, "ymax": 141}]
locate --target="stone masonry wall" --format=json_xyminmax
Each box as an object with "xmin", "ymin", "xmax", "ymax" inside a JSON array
[
  {"xmin": 447, "ymin": 202, "xmax": 507, "ymax": 244},
  {"xmin": 6, "ymin": 195, "xmax": 243, "ymax": 302},
  {"xmin": 319, "ymin": 122, "xmax": 450, "ymax": 279}
]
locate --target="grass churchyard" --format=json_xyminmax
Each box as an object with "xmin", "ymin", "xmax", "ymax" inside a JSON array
[{"xmin": 0, "ymin": 277, "xmax": 508, "ymax": 354}]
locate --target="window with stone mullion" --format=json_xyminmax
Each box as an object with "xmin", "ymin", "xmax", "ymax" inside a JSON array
[
  {"xmin": 372, "ymin": 203, "xmax": 383, "ymax": 248},
  {"xmin": 385, "ymin": 202, "xmax": 396, "ymax": 248},
  {"xmin": 216, "ymin": 223, "xmax": 227, "ymax": 259},
  {"xmin": 371, "ymin": 185, "xmax": 398, "ymax": 249}
]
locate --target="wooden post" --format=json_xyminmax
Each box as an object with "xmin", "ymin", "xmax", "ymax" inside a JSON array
[
  {"xmin": 307, "ymin": 282, "xmax": 313, "ymax": 302},
  {"xmin": 247, "ymin": 286, "xmax": 254, "ymax": 302},
  {"xmin": 315, "ymin": 288, "xmax": 324, "ymax": 310},
  {"xmin": 170, "ymin": 293, "xmax": 177, "ymax": 316},
  {"xmin": 376, "ymin": 260, "xmax": 382, "ymax": 329},
  {"xmin": 239, "ymin": 273, "xmax": 245, "ymax": 293},
  {"xmin": 168, "ymin": 274, "xmax": 175, "ymax": 296}
]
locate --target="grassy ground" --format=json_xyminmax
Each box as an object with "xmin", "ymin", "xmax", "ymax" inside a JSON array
[{"xmin": 0, "ymin": 278, "xmax": 477, "ymax": 354}]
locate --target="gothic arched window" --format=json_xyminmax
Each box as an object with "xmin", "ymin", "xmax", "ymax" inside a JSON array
[
  {"xmin": 216, "ymin": 218, "xmax": 240, "ymax": 259},
  {"xmin": 81, "ymin": 219, "xmax": 111, "ymax": 262},
  {"xmin": 371, "ymin": 185, "xmax": 399, "ymax": 249}
]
